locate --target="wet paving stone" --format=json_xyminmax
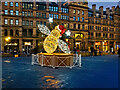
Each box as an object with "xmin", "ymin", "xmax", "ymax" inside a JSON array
[{"xmin": 2, "ymin": 55, "xmax": 119, "ymax": 88}]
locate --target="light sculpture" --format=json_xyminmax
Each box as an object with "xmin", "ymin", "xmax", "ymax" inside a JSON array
[{"xmin": 38, "ymin": 24, "xmax": 71, "ymax": 54}]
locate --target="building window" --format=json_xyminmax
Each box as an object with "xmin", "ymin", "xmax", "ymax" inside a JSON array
[
  {"xmin": 61, "ymin": 8, "xmax": 69, "ymax": 13},
  {"xmin": 10, "ymin": 10, "xmax": 13, "ymax": 15},
  {"xmin": 36, "ymin": 12, "xmax": 40, "ymax": 17},
  {"xmin": 40, "ymin": 21, "xmax": 42, "ymax": 25},
  {"xmin": 31, "ymin": 12, "xmax": 33, "ymax": 16},
  {"xmin": 22, "ymin": 20, "xmax": 25, "ymax": 25},
  {"xmin": 16, "ymin": 11, "xmax": 19, "ymax": 15},
  {"xmin": 82, "ymin": 17, "xmax": 84, "ymax": 22},
  {"xmin": 30, "ymin": 21, "xmax": 33, "ymax": 26},
  {"xmin": 5, "ymin": 10, "xmax": 8, "ymax": 15},
  {"xmin": 42, "ymin": 13, "xmax": 46, "ymax": 18},
  {"xmin": 78, "ymin": 10, "xmax": 80, "ymax": 14},
  {"xmin": 73, "ymin": 16, "xmax": 76, "ymax": 21},
  {"xmin": 10, "ymin": 2, "xmax": 13, "ymax": 6},
  {"xmin": 10, "ymin": 19, "xmax": 13, "ymax": 25},
  {"xmin": 4, "ymin": 2, "xmax": 8, "ymax": 6},
  {"xmin": 16, "ymin": 2, "xmax": 19, "ymax": 7},
  {"xmin": 28, "ymin": 12, "xmax": 30, "ymax": 16},
  {"xmin": 4, "ymin": 29, "xmax": 8, "ymax": 36},
  {"xmin": 16, "ymin": 30, "xmax": 19, "ymax": 36},
  {"xmin": 25, "ymin": 12, "xmax": 27, "ymax": 16},
  {"xmin": 74, "ymin": 24, "xmax": 76, "ymax": 29},
  {"xmin": 78, "ymin": 24, "xmax": 80, "ymax": 29},
  {"xmin": 15, "ymin": 19, "xmax": 19, "ymax": 25},
  {"xmin": 36, "ymin": 21, "xmax": 39, "ymax": 26},
  {"xmin": 26, "ymin": 21, "xmax": 29, "ymax": 26},
  {"xmin": 10, "ymin": 30, "xmax": 13, "ymax": 36},
  {"xmin": 49, "ymin": 6, "xmax": 58, "ymax": 12},
  {"xmin": 44, "ymin": 22, "xmax": 46, "ymax": 25},
  {"xmin": 4, "ymin": 19, "xmax": 8, "ymax": 24},
  {"xmin": 73, "ymin": 10, "xmax": 76, "ymax": 14},
  {"xmin": 82, "ymin": 11, "xmax": 84, "ymax": 15},
  {"xmin": 82, "ymin": 24, "xmax": 84, "ymax": 30},
  {"xmin": 78, "ymin": 17, "xmax": 80, "ymax": 21},
  {"xmin": 22, "ymin": 11, "xmax": 24, "ymax": 16}
]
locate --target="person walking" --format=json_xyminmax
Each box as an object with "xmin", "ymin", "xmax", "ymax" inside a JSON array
[
  {"xmin": 118, "ymin": 48, "xmax": 120, "ymax": 57},
  {"xmin": 90, "ymin": 46, "xmax": 94, "ymax": 56}
]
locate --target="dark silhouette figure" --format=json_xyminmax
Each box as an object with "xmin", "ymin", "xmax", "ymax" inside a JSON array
[
  {"xmin": 90, "ymin": 46, "xmax": 94, "ymax": 56},
  {"xmin": 118, "ymin": 48, "xmax": 120, "ymax": 57}
]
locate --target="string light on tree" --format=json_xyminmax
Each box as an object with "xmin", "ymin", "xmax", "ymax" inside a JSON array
[{"xmin": 65, "ymin": 30, "xmax": 71, "ymax": 36}]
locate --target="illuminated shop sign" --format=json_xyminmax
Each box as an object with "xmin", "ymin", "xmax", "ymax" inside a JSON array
[
  {"xmin": 6, "ymin": 43, "xmax": 17, "ymax": 46},
  {"xmin": 24, "ymin": 42, "xmax": 31, "ymax": 45}
]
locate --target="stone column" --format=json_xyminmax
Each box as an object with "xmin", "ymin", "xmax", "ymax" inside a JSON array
[
  {"xmin": 33, "ymin": 28, "xmax": 36, "ymax": 37},
  {"xmin": 19, "ymin": 28, "xmax": 22, "ymax": 37},
  {"xmin": 8, "ymin": 30, "xmax": 10, "ymax": 36},
  {"xmin": 108, "ymin": 41, "xmax": 110, "ymax": 52},
  {"xmin": 114, "ymin": 41, "xmax": 116, "ymax": 52},
  {"xmin": 19, "ymin": 38, "xmax": 22, "ymax": 54},
  {"xmin": 33, "ymin": 39, "xmax": 36, "ymax": 49},
  {"xmin": 101, "ymin": 41, "xmax": 103, "ymax": 51}
]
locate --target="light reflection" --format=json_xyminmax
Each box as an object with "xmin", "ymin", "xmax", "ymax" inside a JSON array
[{"xmin": 4, "ymin": 60, "xmax": 11, "ymax": 63}]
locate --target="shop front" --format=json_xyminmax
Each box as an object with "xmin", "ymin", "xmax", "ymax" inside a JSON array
[{"xmin": 22, "ymin": 40, "xmax": 33, "ymax": 55}]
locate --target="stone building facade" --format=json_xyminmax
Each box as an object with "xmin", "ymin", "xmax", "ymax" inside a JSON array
[{"xmin": 1, "ymin": 1, "xmax": 120, "ymax": 55}]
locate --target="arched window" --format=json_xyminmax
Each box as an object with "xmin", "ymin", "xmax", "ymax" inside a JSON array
[
  {"xmin": 16, "ymin": 30, "xmax": 19, "ymax": 36},
  {"xmin": 4, "ymin": 29, "xmax": 7, "ymax": 36},
  {"xmin": 10, "ymin": 29, "xmax": 13, "ymax": 36}
]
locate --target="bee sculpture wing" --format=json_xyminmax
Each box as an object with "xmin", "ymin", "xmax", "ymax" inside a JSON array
[
  {"xmin": 38, "ymin": 24, "xmax": 51, "ymax": 35},
  {"xmin": 58, "ymin": 39, "xmax": 71, "ymax": 54}
]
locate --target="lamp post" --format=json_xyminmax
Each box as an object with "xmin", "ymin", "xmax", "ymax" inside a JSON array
[{"xmin": 5, "ymin": 36, "xmax": 11, "ymax": 53}]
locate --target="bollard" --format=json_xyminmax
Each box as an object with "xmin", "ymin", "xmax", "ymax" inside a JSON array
[{"xmin": 79, "ymin": 54, "xmax": 81, "ymax": 67}]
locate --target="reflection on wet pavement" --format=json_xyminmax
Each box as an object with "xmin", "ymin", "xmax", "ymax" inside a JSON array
[{"xmin": 2, "ymin": 55, "xmax": 118, "ymax": 88}]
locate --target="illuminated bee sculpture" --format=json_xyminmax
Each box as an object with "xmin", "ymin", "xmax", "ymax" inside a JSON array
[{"xmin": 38, "ymin": 24, "xmax": 70, "ymax": 54}]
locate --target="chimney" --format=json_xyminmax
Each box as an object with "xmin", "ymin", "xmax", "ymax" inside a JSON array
[
  {"xmin": 106, "ymin": 8, "xmax": 110, "ymax": 19},
  {"xmin": 92, "ymin": 4, "xmax": 96, "ymax": 16},
  {"xmin": 116, "ymin": 5, "xmax": 119, "ymax": 15},
  {"xmin": 99, "ymin": 6, "xmax": 103, "ymax": 17},
  {"xmin": 112, "ymin": 6, "xmax": 115, "ymax": 14}
]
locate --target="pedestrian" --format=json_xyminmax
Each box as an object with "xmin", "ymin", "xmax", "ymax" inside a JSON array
[
  {"xmin": 73, "ymin": 47, "xmax": 77, "ymax": 54},
  {"xmin": 90, "ymin": 46, "xmax": 94, "ymax": 56},
  {"xmin": 118, "ymin": 48, "xmax": 120, "ymax": 57}
]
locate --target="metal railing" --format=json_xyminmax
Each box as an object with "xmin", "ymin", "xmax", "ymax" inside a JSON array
[{"xmin": 32, "ymin": 54, "xmax": 81, "ymax": 69}]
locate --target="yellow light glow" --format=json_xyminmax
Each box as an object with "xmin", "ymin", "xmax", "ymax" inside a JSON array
[
  {"xmin": 66, "ymin": 39, "xmax": 68, "ymax": 42},
  {"xmin": 81, "ymin": 34, "xmax": 83, "ymax": 38},
  {"xmin": 14, "ymin": 54, "xmax": 19, "ymax": 58},
  {"xmin": 5, "ymin": 36, "xmax": 11, "ymax": 42},
  {"xmin": 8, "ymin": 37, "xmax": 11, "ymax": 39},
  {"xmin": 25, "ymin": 42, "xmax": 31, "ymax": 45},
  {"xmin": 5, "ymin": 38, "xmax": 9, "ymax": 42}
]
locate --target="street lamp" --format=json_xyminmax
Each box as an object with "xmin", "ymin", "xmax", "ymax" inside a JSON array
[{"xmin": 5, "ymin": 36, "xmax": 11, "ymax": 42}]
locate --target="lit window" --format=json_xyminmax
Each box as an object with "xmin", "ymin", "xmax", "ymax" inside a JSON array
[
  {"xmin": 57, "ymin": 15, "xmax": 58, "ymax": 19},
  {"xmin": 16, "ymin": 2, "xmax": 19, "ymax": 7},
  {"xmin": 25, "ymin": 12, "xmax": 27, "ymax": 16},
  {"xmin": 30, "ymin": 21, "xmax": 33, "ymax": 26},
  {"xmin": 28, "ymin": 12, "xmax": 30, "ymax": 16},
  {"xmin": 10, "ymin": 19, "xmax": 13, "ymax": 25},
  {"xmin": 78, "ymin": 17, "xmax": 80, "ymax": 21},
  {"xmin": 73, "ymin": 16, "xmax": 76, "ymax": 21},
  {"xmin": 10, "ymin": 2, "xmax": 13, "ymax": 6},
  {"xmin": 78, "ymin": 10, "xmax": 80, "ymax": 14},
  {"xmin": 82, "ymin": 11, "xmax": 84, "ymax": 15},
  {"xmin": 5, "ymin": 19, "xmax": 8, "ymax": 24},
  {"xmin": 16, "ymin": 19, "xmax": 19, "ymax": 25},
  {"xmin": 40, "ymin": 21, "xmax": 42, "ymax": 25},
  {"xmin": 22, "ymin": 21, "xmax": 25, "ymax": 25},
  {"xmin": 5, "ymin": 10, "xmax": 8, "ymax": 15},
  {"xmin": 16, "ymin": 11, "xmax": 19, "ymax": 15},
  {"xmin": 10, "ymin": 10, "xmax": 13, "ymax": 15},
  {"xmin": 73, "ymin": 10, "xmax": 76, "ymax": 14},
  {"xmin": 82, "ymin": 17, "xmax": 84, "ymax": 22},
  {"xmin": 22, "ymin": 11, "xmax": 24, "ymax": 16},
  {"xmin": 31, "ymin": 12, "xmax": 33, "ymax": 16},
  {"xmin": 5, "ymin": 2, "xmax": 8, "ymax": 6}
]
